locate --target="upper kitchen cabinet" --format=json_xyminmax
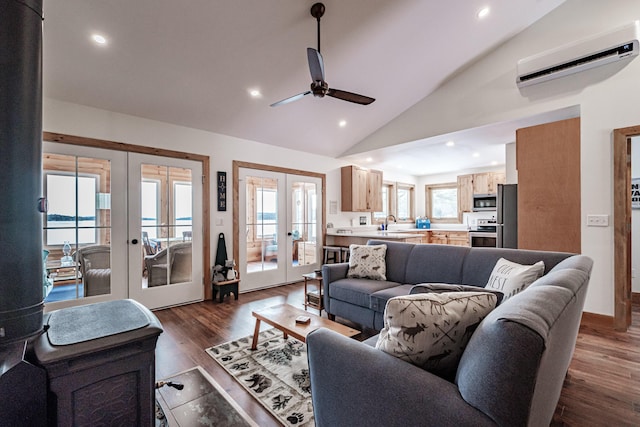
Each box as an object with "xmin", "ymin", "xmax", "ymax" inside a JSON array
[
  {"xmin": 473, "ymin": 172, "xmax": 505, "ymax": 194},
  {"xmin": 457, "ymin": 174, "xmax": 474, "ymax": 218},
  {"xmin": 341, "ymin": 166, "xmax": 383, "ymax": 212},
  {"xmin": 457, "ymin": 172, "xmax": 505, "ymax": 218}
]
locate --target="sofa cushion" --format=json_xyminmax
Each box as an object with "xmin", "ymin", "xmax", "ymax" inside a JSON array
[
  {"xmin": 370, "ymin": 284, "xmax": 414, "ymax": 312},
  {"xmin": 375, "ymin": 292, "xmax": 498, "ymax": 380},
  {"xmin": 485, "ymin": 258, "xmax": 545, "ymax": 301},
  {"xmin": 403, "ymin": 244, "xmax": 469, "ymax": 285},
  {"xmin": 410, "ymin": 283, "xmax": 504, "ymax": 305},
  {"xmin": 330, "ymin": 278, "xmax": 401, "ymax": 309},
  {"xmin": 348, "ymin": 244, "xmax": 388, "ymax": 280}
]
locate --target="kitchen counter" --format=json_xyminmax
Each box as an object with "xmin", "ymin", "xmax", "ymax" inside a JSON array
[
  {"xmin": 326, "ymin": 228, "xmax": 470, "ymax": 247},
  {"xmin": 327, "ymin": 230, "xmax": 424, "ymax": 239},
  {"xmin": 326, "ymin": 230, "xmax": 425, "ymax": 246}
]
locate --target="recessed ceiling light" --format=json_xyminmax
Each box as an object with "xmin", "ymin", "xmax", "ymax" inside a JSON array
[
  {"xmin": 248, "ymin": 89, "xmax": 262, "ymax": 98},
  {"xmin": 365, "ymin": 157, "xmax": 373, "ymax": 162},
  {"xmin": 491, "ymin": 161, "xmax": 498, "ymax": 166},
  {"xmin": 91, "ymin": 34, "xmax": 107, "ymax": 45},
  {"xmin": 477, "ymin": 7, "xmax": 490, "ymax": 19},
  {"xmin": 339, "ymin": 120, "xmax": 347, "ymax": 128},
  {"xmin": 445, "ymin": 140, "xmax": 455, "ymax": 147},
  {"xmin": 472, "ymin": 152, "xmax": 480, "ymax": 158}
]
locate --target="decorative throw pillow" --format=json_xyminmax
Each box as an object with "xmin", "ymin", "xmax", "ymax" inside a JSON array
[
  {"xmin": 347, "ymin": 244, "xmax": 387, "ymax": 281},
  {"xmin": 375, "ymin": 292, "xmax": 498, "ymax": 379},
  {"xmin": 485, "ymin": 258, "xmax": 545, "ymax": 301},
  {"xmin": 411, "ymin": 283, "xmax": 504, "ymax": 305}
]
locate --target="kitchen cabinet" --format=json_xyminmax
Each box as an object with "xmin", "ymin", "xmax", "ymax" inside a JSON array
[
  {"xmin": 516, "ymin": 118, "xmax": 580, "ymax": 253},
  {"xmin": 447, "ymin": 231, "xmax": 470, "ymax": 247},
  {"xmin": 427, "ymin": 230, "xmax": 469, "ymax": 246},
  {"xmin": 473, "ymin": 172, "xmax": 505, "ymax": 194},
  {"xmin": 429, "ymin": 231, "xmax": 448, "ymax": 245},
  {"xmin": 341, "ymin": 166, "xmax": 383, "ymax": 212},
  {"xmin": 457, "ymin": 172, "xmax": 506, "ymax": 218},
  {"xmin": 457, "ymin": 174, "xmax": 474, "ymax": 218}
]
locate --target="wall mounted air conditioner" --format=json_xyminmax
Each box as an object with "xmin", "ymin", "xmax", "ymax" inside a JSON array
[{"xmin": 516, "ymin": 20, "xmax": 640, "ymax": 88}]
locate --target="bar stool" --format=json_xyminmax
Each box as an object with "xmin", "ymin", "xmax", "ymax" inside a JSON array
[
  {"xmin": 340, "ymin": 246, "xmax": 350, "ymax": 263},
  {"xmin": 323, "ymin": 246, "xmax": 342, "ymax": 264}
]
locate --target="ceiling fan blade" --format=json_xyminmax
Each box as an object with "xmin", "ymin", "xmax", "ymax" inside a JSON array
[
  {"xmin": 326, "ymin": 88, "xmax": 375, "ymax": 105},
  {"xmin": 307, "ymin": 48, "xmax": 325, "ymax": 82},
  {"xmin": 270, "ymin": 91, "xmax": 312, "ymax": 107}
]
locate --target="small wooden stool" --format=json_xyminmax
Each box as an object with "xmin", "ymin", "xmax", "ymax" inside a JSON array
[
  {"xmin": 212, "ymin": 279, "xmax": 239, "ymax": 303},
  {"xmin": 323, "ymin": 246, "xmax": 342, "ymax": 263}
]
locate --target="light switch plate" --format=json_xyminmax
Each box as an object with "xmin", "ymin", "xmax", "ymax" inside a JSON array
[{"xmin": 587, "ymin": 214, "xmax": 609, "ymax": 227}]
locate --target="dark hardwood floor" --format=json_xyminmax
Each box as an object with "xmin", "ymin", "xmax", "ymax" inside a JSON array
[{"xmin": 154, "ymin": 282, "xmax": 640, "ymax": 426}]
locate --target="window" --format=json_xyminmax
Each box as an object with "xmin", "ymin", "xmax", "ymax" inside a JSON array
[
  {"xmin": 373, "ymin": 183, "xmax": 391, "ymax": 220},
  {"xmin": 256, "ymin": 187, "xmax": 277, "ymax": 238},
  {"xmin": 396, "ymin": 184, "xmax": 414, "ymax": 221},
  {"xmin": 174, "ymin": 181, "xmax": 192, "ymax": 237},
  {"xmin": 374, "ymin": 182, "xmax": 415, "ymax": 222},
  {"xmin": 425, "ymin": 183, "xmax": 458, "ymax": 223},
  {"xmin": 45, "ymin": 173, "xmax": 97, "ymax": 245},
  {"xmin": 141, "ymin": 180, "xmax": 159, "ymax": 238}
]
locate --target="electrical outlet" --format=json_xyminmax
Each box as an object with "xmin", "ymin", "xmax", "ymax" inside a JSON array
[{"xmin": 587, "ymin": 214, "xmax": 609, "ymax": 227}]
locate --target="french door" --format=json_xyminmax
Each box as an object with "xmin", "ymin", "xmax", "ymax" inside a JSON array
[
  {"xmin": 238, "ymin": 168, "xmax": 322, "ymax": 291},
  {"xmin": 42, "ymin": 142, "xmax": 203, "ymax": 310},
  {"xmin": 127, "ymin": 153, "xmax": 203, "ymax": 309}
]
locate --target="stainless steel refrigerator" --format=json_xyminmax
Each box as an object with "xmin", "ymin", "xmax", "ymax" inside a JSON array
[{"xmin": 497, "ymin": 184, "xmax": 518, "ymax": 248}]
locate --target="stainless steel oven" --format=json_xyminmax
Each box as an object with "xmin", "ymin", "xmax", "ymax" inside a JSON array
[
  {"xmin": 469, "ymin": 218, "xmax": 497, "ymax": 247},
  {"xmin": 469, "ymin": 231, "xmax": 497, "ymax": 248}
]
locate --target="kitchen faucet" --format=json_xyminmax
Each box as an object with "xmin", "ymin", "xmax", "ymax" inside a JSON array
[{"xmin": 384, "ymin": 215, "xmax": 397, "ymax": 229}]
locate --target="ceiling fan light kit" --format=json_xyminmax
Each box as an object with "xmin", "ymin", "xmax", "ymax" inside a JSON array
[{"xmin": 270, "ymin": 2, "xmax": 375, "ymax": 107}]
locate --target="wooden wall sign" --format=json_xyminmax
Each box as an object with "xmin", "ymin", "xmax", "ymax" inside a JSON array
[{"xmin": 217, "ymin": 171, "xmax": 227, "ymax": 211}]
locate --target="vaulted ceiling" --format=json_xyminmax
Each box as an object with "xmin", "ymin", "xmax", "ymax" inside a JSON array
[{"xmin": 43, "ymin": 0, "xmax": 565, "ymax": 172}]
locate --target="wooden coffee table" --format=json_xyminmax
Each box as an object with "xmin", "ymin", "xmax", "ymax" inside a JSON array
[{"xmin": 250, "ymin": 303, "xmax": 360, "ymax": 350}]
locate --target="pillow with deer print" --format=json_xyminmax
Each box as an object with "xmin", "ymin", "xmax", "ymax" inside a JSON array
[
  {"xmin": 375, "ymin": 292, "xmax": 498, "ymax": 380},
  {"xmin": 347, "ymin": 244, "xmax": 387, "ymax": 280}
]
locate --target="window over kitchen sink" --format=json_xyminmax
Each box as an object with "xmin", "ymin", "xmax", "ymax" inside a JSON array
[{"xmin": 425, "ymin": 183, "xmax": 458, "ymax": 223}]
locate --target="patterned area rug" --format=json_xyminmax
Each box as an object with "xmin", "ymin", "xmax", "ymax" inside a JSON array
[
  {"xmin": 156, "ymin": 366, "xmax": 258, "ymax": 427},
  {"xmin": 206, "ymin": 329, "xmax": 314, "ymax": 426}
]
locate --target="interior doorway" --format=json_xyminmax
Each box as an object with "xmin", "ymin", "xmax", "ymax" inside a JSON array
[{"xmin": 613, "ymin": 125, "xmax": 640, "ymax": 330}]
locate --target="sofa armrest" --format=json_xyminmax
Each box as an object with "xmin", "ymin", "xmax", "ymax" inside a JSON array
[
  {"xmin": 321, "ymin": 263, "xmax": 349, "ymax": 315},
  {"xmin": 307, "ymin": 328, "xmax": 496, "ymax": 427}
]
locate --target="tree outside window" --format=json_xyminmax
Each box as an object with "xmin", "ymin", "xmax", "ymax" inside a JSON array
[{"xmin": 426, "ymin": 183, "xmax": 458, "ymax": 223}]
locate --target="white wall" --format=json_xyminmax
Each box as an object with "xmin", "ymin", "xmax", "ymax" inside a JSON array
[
  {"xmin": 505, "ymin": 142, "xmax": 517, "ymax": 184},
  {"xmin": 341, "ymin": 0, "xmax": 640, "ymax": 316},
  {"xmin": 43, "ymin": 98, "xmax": 359, "ymax": 265}
]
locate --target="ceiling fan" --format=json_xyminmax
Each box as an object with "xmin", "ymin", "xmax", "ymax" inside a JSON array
[{"xmin": 270, "ymin": 2, "xmax": 375, "ymax": 107}]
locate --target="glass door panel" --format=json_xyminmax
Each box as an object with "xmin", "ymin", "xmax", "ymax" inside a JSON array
[
  {"xmin": 42, "ymin": 144, "xmax": 127, "ymax": 310},
  {"xmin": 290, "ymin": 181, "xmax": 318, "ymax": 267},
  {"xmin": 239, "ymin": 168, "xmax": 322, "ymax": 290},
  {"xmin": 129, "ymin": 154, "xmax": 202, "ymax": 309},
  {"xmin": 244, "ymin": 176, "xmax": 279, "ymax": 274}
]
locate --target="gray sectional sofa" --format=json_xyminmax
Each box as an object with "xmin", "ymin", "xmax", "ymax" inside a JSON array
[
  {"xmin": 321, "ymin": 239, "xmax": 576, "ymax": 330},
  {"xmin": 308, "ymin": 240, "xmax": 593, "ymax": 426}
]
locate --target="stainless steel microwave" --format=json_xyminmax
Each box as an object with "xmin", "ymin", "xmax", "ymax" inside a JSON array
[{"xmin": 473, "ymin": 193, "xmax": 497, "ymax": 211}]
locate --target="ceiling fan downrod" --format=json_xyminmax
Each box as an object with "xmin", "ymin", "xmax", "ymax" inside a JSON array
[{"xmin": 311, "ymin": 2, "xmax": 325, "ymax": 53}]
